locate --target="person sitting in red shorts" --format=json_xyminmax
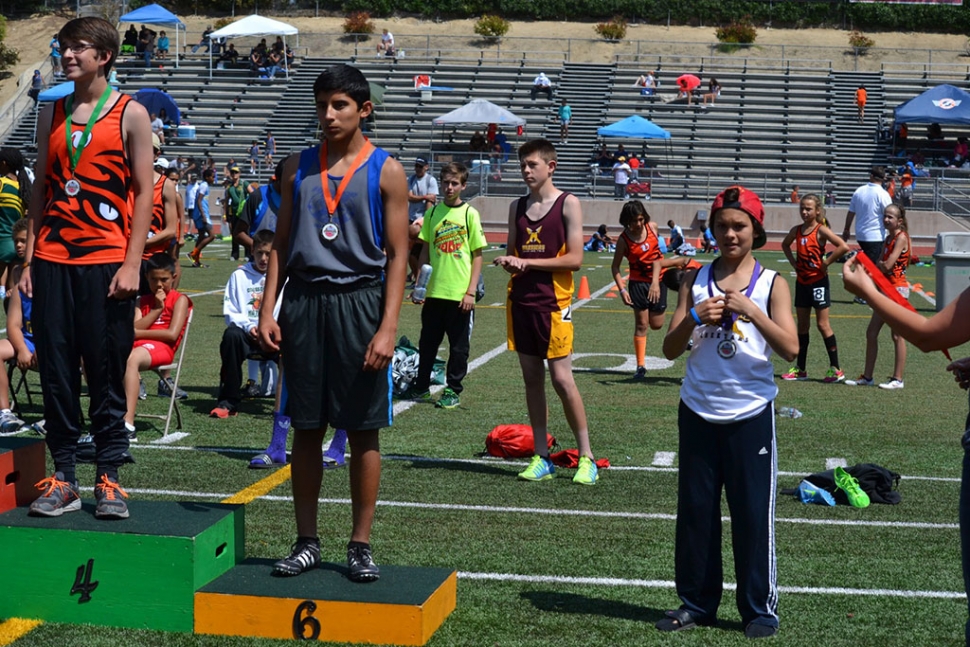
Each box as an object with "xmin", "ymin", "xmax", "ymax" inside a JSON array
[{"xmin": 123, "ymin": 253, "xmax": 191, "ymax": 438}]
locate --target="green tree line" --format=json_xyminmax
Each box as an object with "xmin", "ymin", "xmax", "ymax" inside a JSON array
[{"xmin": 5, "ymin": 0, "xmax": 970, "ymax": 33}]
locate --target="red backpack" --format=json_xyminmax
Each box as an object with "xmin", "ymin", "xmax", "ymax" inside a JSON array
[{"xmin": 485, "ymin": 424, "xmax": 556, "ymax": 458}]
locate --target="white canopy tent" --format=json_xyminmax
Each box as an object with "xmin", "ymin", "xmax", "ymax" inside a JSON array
[{"xmin": 206, "ymin": 15, "xmax": 298, "ymax": 79}]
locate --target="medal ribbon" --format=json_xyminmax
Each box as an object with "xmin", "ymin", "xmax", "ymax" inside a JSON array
[
  {"xmin": 707, "ymin": 259, "xmax": 761, "ymax": 330},
  {"xmin": 65, "ymin": 85, "xmax": 113, "ymax": 174},
  {"xmin": 319, "ymin": 138, "xmax": 373, "ymax": 217}
]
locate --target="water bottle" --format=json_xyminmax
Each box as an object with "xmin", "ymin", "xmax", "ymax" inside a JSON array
[
  {"xmin": 777, "ymin": 406, "xmax": 802, "ymax": 419},
  {"xmin": 412, "ymin": 264, "xmax": 433, "ymax": 302}
]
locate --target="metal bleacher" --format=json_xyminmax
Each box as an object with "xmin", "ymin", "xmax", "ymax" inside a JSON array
[{"xmin": 6, "ymin": 49, "xmax": 969, "ymax": 211}]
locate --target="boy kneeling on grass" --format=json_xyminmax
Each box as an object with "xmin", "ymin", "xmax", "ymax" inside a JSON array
[
  {"xmin": 211, "ymin": 229, "xmax": 274, "ymax": 418},
  {"xmin": 0, "ymin": 219, "xmax": 33, "ymax": 435},
  {"xmin": 124, "ymin": 253, "xmax": 190, "ymax": 438},
  {"xmin": 400, "ymin": 161, "xmax": 486, "ymax": 409}
]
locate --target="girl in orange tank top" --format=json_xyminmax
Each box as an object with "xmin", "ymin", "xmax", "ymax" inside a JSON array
[
  {"xmin": 852, "ymin": 204, "xmax": 910, "ymax": 390},
  {"xmin": 610, "ymin": 201, "xmax": 666, "ymax": 378},
  {"xmin": 780, "ymin": 194, "xmax": 850, "ymax": 382}
]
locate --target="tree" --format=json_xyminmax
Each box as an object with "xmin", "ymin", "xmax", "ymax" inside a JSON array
[{"xmin": 0, "ymin": 16, "xmax": 21, "ymax": 76}]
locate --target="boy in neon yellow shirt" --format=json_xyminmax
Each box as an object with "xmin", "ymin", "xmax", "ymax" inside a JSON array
[{"xmin": 403, "ymin": 162, "xmax": 486, "ymax": 409}]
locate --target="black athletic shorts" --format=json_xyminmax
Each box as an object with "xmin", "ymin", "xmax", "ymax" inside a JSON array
[
  {"xmin": 628, "ymin": 279, "xmax": 668, "ymax": 313},
  {"xmin": 794, "ymin": 276, "xmax": 832, "ymax": 309},
  {"xmin": 279, "ymin": 277, "xmax": 391, "ymax": 431}
]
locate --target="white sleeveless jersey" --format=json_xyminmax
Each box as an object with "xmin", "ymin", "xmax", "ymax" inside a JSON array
[{"xmin": 681, "ymin": 262, "xmax": 779, "ymax": 423}]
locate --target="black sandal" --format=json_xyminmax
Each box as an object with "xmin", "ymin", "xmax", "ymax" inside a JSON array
[{"xmin": 655, "ymin": 609, "xmax": 699, "ymax": 632}]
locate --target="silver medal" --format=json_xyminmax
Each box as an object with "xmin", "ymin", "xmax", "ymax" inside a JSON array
[
  {"xmin": 716, "ymin": 338, "xmax": 737, "ymax": 360},
  {"xmin": 321, "ymin": 222, "xmax": 339, "ymax": 241},
  {"xmin": 65, "ymin": 178, "xmax": 81, "ymax": 196}
]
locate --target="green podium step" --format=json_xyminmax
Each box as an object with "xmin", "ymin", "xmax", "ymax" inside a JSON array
[
  {"xmin": 195, "ymin": 558, "xmax": 457, "ymax": 645},
  {"xmin": 0, "ymin": 437, "xmax": 46, "ymax": 514},
  {"xmin": 0, "ymin": 501, "xmax": 243, "ymax": 632}
]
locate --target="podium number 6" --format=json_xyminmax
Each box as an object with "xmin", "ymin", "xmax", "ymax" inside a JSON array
[{"xmin": 292, "ymin": 600, "xmax": 321, "ymax": 640}]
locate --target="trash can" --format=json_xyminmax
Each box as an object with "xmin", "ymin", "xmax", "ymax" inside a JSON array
[
  {"xmin": 695, "ymin": 210, "xmax": 708, "ymax": 230},
  {"xmin": 933, "ymin": 232, "xmax": 970, "ymax": 311}
]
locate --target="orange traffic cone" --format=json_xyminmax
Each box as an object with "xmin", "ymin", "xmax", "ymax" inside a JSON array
[{"xmin": 577, "ymin": 275, "xmax": 591, "ymax": 300}]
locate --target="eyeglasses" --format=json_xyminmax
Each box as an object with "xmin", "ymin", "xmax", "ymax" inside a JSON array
[{"xmin": 61, "ymin": 42, "xmax": 95, "ymax": 54}]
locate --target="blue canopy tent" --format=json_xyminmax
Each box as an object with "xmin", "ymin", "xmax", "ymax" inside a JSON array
[
  {"xmin": 596, "ymin": 115, "xmax": 672, "ymax": 198},
  {"xmin": 37, "ymin": 81, "xmax": 75, "ymax": 102},
  {"xmin": 894, "ymin": 84, "xmax": 970, "ymax": 125},
  {"xmin": 119, "ymin": 3, "xmax": 186, "ymax": 68},
  {"xmin": 133, "ymin": 88, "xmax": 180, "ymax": 126}
]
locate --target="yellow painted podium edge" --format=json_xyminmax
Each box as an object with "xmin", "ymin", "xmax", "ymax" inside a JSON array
[{"xmin": 194, "ymin": 570, "xmax": 457, "ymax": 645}]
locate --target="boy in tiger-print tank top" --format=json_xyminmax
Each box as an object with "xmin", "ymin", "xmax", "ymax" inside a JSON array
[{"xmin": 21, "ymin": 17, "xmax": 154, "ymax": 521}]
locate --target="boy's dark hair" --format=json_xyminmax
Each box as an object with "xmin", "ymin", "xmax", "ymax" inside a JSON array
[
  {"xmin": 518, "ymin": 139, "xmax": 557, "ymax": 163},
  {"xmin": 202, "ymin": 169, "xmax": 215, "ymax": 180},
  {"xmin": 252, "ymin": 229, "xmax": 275, "ymax": 249},
  {"xmin": 440, "ymin": 161, "xmax": 468, "ymax": 185},
  {"xmin": 145, "ymin": 252, "xmax": 176, "ymax": 274},
  {"xmin": 620, "ymin": 200, "xmax": 649, "ymax": 227},
  {"xmin": 313, "ymin": 64, "xmax": 370, "ymax": 108},
  {"xmin": 11, "ymin": 218, "xmax": 28, "ymax": 237},
  {"xmin": 59, "ymin": 17, "xmax": 120, "ymax": 74}
]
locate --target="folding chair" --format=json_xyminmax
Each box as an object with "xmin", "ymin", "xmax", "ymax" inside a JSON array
[
  {"xmin": 137, "ymin": 305, "xmax": 193, "ymax": 437},
  {"xmin": 7, "ymin": 362, "xmax": 35, "ymax": 414}
]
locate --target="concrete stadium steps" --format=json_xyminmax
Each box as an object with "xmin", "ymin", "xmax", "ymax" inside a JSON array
[{"xmin": 829, "ymin": 70, "xmax": 890, "ymax": 202}]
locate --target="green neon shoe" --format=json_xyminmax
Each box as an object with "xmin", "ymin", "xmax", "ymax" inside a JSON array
[
  {"xmin": 435, "ymin": 387, "xmax": 460, "ymax": 409},
  {"xmin": 518, "ymin": 455, "xmax": 556, "ymax": 481},
  {"xmin": 834, "ymin": 466, "xmax": 870, "ymax": 508},
  {"xmin": 572, "ymin": 455, "xmax": 599, "ymax": 486}
]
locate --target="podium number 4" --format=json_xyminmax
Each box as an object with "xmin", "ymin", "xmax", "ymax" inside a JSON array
[
  {"xmin": 292, "ymin": 600, "xmax": 321, "ymax": 640},
  {"xmin": 71, "ymin": 559, "xmax": 99, "ymax": 603}
]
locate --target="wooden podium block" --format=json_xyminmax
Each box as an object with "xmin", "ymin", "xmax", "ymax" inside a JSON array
[
  {"xmin": 195, "ymin": 559, "xmax": 457, "ymax": 645},
  {"xmin": 0, "ymin": 437, "xmax": 46, "ymax": 514},
  {"xmin": 0, "ymin": 501, "xmax": 243, "ymax": 632}
]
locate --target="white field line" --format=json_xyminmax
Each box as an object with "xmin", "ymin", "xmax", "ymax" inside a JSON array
[
  {"xmin": 128, "ymin": 445, "xmax": 965, "ymax": 483},
  {"xmin": 84, "ymin": 487, "xmax": 960, "ymax": 531},
  {"xmin": 457, "ymin": 572, "xmax": 965, "ymax": 599}
]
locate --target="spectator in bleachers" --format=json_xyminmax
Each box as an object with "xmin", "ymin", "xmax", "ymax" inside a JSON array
[
  {"xmin": 469, "ymin": 131, "xmax": 488, "ymax": 153},
  {"xmin": 271, "ymin": 36, "xmax": 284, "ymax": 54},
  {"xmin": 701, "ymin": 78, "xmax": 721, "ymax": 107},
  {"xmin": 157, "ymin": 31, "xmax": 169, "ymax": 59},
  {"xmin": 950, "ymin": 137, "xmax": 969, "ymax": 167},
  {"xmin": 377, "ymin": 29, "xmax": 395, "ymax": 56},
  {"xmin": 790, "ymin": 185, "xmax": 800, "ymax": 203},
  {"xmin": 192, "ymin": 25, "xmax": 214, "ymax": 54},
  {"xmin": 266, "ymin": 48, "xmax": 284, "ymax": 79},
  {"xmin": 558, "ymin": 99, "xmax": 572, "ymax": 144},
  {"xmin": 158, "ymin": 108, "xmax": 172, "ymax": 127},
  {"xmin": 928, "ymin": 123, "xmax": 943, "ymax": 141},
  {"xmin": 122, "ymin": 25, "xmax": 138, "ymax": 54},
  {"xmin": 855, "ymin": 84, "xmax": 867, "ymax": 123},
  {"xmin": 218, "ymin": 43, "xmax": 239, "ymax": 67},
  {"xmin": 594, "ymin": 144, "xmax": 613, "ymax": 174},
  {"xmin": 249, "ymin": 141, "xmax": 260, "ymax": 174},
  {"xmin": 139, "ymin": 27, "xmax": 156, "ymax": 68},
  {"xmin": 635, "ymin": 71, "xmax": 656, "ymax": 95},
  {"xmin": 628, "ymin": 155, "xmax": 640, "ymax": 180},
  {"xmin": 530, "ymin": 72, "xmax": 553, "ymax": 101},
  {"xmin": 49, "ymin": 35, "xmax": 62, "ymax": 77},
  {"xmin": 612, "ymin": 156, "xmax": 632, "ymax": 199},
  {"xmin": 615, "ymin": 143, "xmax": 628, "ymax": 161},
  {"xmin": 150, "ymin": 113, "xmax": 165, "ymax": 146},
  {"xmin": 27, "ymin": 70, "xmax": 45, "ymax": 106},
  {"xmin": 285, "ymin": 45, "xmax": 295, "ymax": 69}
]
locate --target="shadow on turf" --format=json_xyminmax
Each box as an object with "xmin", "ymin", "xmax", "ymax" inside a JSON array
[
  {"xmin": 596, "ymin": 376, "xmax": 684, "ymax": 387},
  {"xmin": 521, "ymin": 591, "xmax": 743, "ymax": 632},
  {"xmin": 391, "ymin": 454, "xmax": 514, "ymax": 476}
]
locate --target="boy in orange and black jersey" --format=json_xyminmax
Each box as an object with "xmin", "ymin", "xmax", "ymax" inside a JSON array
[{"xmin": 21, "ymin": 17, "xmax": 154, "ymax": 520}]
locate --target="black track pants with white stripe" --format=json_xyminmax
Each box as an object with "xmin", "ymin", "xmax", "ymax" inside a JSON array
[{"xmin": 674, "ymin": 401, "xmax": 779, "ymax": 630}]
